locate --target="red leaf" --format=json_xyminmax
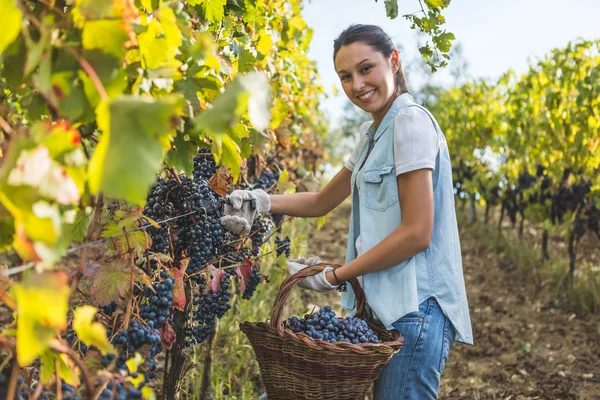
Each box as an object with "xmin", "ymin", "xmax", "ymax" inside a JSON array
[
  {"xmin": 170, "ymin": 262, "xmax": 187, "ymax": 311},
  {"xmin": 160, "ymin": 321, "xmax": 176, "ymax": 350},
  {"xmin": 83, "ymin": 262, "xmax": 100, "ymax": 278},
  {"xmin": 90, "ymin": 259, "xmax": 130, "ymax": 306},
  {"xmin": 208, "ymin": 167, "xmax": 232, "ymax": 197},
  {"xmin": 235, "ymin": 258, "xmax": 253, "ymax": 293},
  {"xmin": 208, "ymin": 265, "xmax": 225, "ymax": 293}
]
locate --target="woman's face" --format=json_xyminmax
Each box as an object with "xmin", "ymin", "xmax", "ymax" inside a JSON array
[{"xmin": 334, "ymin": 42, "xmax": 399, "ymax": 123}]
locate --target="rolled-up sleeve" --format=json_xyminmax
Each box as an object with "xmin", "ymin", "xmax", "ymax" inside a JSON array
[{"xmin": 394, "ymin": 107, "xmax": 439, "ymax": 176}]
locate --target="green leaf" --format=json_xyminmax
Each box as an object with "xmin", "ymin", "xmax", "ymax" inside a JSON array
[
  {"xmin": 40, "ymin": 352, "xmax": 80, "ymax": 387},
  {"xmin": 434, "ymin": 32, "xmax": 455, "ymax": 53},
  {"xmin": 384, "ymin": 0, "xmax": 399, "ymax": 19},
  {"xmin": 82, "ymin": 20, "xmax": 129, "ymax": 59},
  {"xmin": 138, "ymin": 6, "xmax": 182, "ymax": 70},
  {"xmin": 73, "ymin": 305, "xmax": 115, "ymax": 355},
  {"xmin": 238, "ymin": 48, "xmax": 256, "ymax": 73},
  {"xmin": 11, "ymin": 272, "xmax": 70, "ymax": 365},
  {"xmin": 166, "ymin": 131, "xmax": 196, "ymax": 176},
  {"xmin": 89, "ymin": 259, "xmax": 131, "ymax": 306},
  {"xmin": 210, "ymin": 133, "xmax": 242, "ymax": 182},
  {"xmin": 202, "ymin": 0, "xmax": 227, "ymax": 23},
  {"xmin": 51, "ymin": 72, "xmax": 87, "ymax": 121},
  {"xmin": 424, "ymin": 0, "xmax": 447, "ymax": 9},
  {"xmin": 0, "ymin": 0, "xmax": 23, "ymax": 56},
  {"xmin": 193, "ymin": 72, "xmax": 271, "ymax": 134},
  {"xmin": 88, "ymin": 95, "xmax": 183, "ymax": 205}
]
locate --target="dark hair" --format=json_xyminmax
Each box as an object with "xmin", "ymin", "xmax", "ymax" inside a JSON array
[{"xmin": 333, "ymin": 24, "xmax": 408, "ymax": 95}]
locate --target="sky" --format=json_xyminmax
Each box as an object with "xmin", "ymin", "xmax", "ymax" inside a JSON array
[{"xmin": 301, "ymin": 0, "xmax": 600, "ymax": 127}]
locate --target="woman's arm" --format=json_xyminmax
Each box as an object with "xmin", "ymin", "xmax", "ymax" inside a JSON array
[
  {"xmin": 269, "ymin": 167, "xmax": 352, "ymax": 218},
  {"xmin": 326, "ymin": 168, "xmax": 434, "ymax": 284}
]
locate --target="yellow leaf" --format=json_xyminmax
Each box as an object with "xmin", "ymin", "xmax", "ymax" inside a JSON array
[
  {"xmin": 142, "ymin": 386, "xmax": 157, "ymax": 400},
  {"xmin": 12, "ymin": 272, "xmax": 70, "ymax": 365},
  {"xmin": 126, "ymin": 352, "xmax": 145, "ymax": 373},
  {"xmin": 73, "ymin": 305, "xmax": 115, "ymax": 356},
  {"xmin": 256, "ymin": 30, "xmax": 272, "ymax": 57},
  {"xmin": 40, "ymin": 351, "xmax": 81, "ymax": 387}
]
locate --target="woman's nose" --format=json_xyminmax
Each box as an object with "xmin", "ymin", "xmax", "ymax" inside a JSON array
[{"xmin": 353, "ymin": 76, "xmax": 365, "ymax": 92}]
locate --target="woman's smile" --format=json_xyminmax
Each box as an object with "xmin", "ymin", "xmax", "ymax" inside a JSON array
[{"xmin": 357, "ymin": 89, "xmax": 377, "ymax": 103}]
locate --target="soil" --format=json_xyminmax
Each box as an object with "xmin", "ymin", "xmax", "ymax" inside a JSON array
[{"xmin": 306, "ymin": 201, "xmax": 600, "ymax": 400}]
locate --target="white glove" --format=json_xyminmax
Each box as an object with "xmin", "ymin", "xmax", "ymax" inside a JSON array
[
  {"xmin": 286, "ymin": 256, "xmax": 337, "ymax": 292},
  {"xmin": 220, "ymin": 189, "xmax": 271, "ymax": 235}
]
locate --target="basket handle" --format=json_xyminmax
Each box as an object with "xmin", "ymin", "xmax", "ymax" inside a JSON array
[{"xmin": 269, "ymin": 263, "xmax": 367, "ymax": 334}]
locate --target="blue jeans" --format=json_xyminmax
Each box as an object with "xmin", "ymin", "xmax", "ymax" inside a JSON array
[{"xmin": 372, "ymin": 297, "xmax": 456, "ymax": 400}]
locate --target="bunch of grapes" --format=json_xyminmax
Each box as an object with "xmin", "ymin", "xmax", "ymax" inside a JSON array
[
  {"xmin": 139, "ymin": 273, "xmax": 174, "ymax": 329},
  {"xmin": 242, "ymin": 269, "xmax": 261, "ymax": 300},
  {"xmin": 65, "ymin": 329, "xmax": 89, "ymax": 355},
  {"xmin": 501, "ymin": 187, "xmax": 519, "ymax": 226},
  {"xmin": 285, "ymin": 306, "xmax": 380, "ymax": 344},
  {"xmin": 254, "ymin": 169, "xmax": 278, "ymax": 191},
  {"xmin": 250, "ymin": 215, "xmax": 273, "ymax": 256},
  {"xmin": 143, "ymin": 177, "xmax": 179, "ymax": 253},
  {"xmin": 105, "ymin": 320, "xmax": 162, "ymax": 372},
  {"xmin": 186, "ymin": 274, "xmax": 232, "ymax": 345},
  {"xmin": 193, "ymin": 148, "xmax": 217, "ymax": 182},
  {"xmin": 96, "ymin": 382, "xmax": 143, "ymax": 400},
  {"xmin": 275, "ymin": 235, "xmax": 291, "ymax": 257},
  {"xmin": 0, "ymin": 366, "xmax": 28, "ymax": 400}
]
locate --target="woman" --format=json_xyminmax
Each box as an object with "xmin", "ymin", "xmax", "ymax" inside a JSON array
[{"xmin": 221, "ymin": 24, "xmax": 473, "ymax": 400}]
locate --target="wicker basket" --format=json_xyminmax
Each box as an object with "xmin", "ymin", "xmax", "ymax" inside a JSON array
[{"xmin": 240, "ymin": 264, "xmax": 403, "ymax": 400}]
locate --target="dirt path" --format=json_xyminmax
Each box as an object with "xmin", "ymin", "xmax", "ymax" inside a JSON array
[{"xmin": 307, "ymin": 202, "xmax": 600, "ymax": 400}]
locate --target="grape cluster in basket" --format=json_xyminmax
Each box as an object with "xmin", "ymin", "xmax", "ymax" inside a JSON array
[{"xmin": 285, "ymin": 306, "xmax": 380, "ymax": 344}]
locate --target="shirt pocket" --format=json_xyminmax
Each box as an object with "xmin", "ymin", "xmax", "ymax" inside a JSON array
[{"xmin": 363, "ymin": 165, "xmax": 399, "ymax": 211}]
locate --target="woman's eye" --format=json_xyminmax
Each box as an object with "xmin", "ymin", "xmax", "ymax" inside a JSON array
[
  {"xmin": 341, "ymin": 75, "xmax": 351, "ymax": 81},
  {"xmin": 361, "ymin": 65, "xmax": 372, "ymax": 73}
]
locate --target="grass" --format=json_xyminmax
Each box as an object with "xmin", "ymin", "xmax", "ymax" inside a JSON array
[{"xmin": 457, "ymin": 208, "xmax": 600, "ymax": 315}]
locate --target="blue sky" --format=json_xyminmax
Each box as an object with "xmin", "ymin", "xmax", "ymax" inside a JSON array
[{"xmin": 302, "ymin": 0, "xmax": 600, "ymax": 127}]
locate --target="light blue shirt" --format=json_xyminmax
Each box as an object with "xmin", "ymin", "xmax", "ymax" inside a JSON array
[{"xmin": 342, "ymin": 93, "xmax": 474, "ymax": 345}]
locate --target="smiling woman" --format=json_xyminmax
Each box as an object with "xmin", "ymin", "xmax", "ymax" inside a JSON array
[{"xmin": 333, "ymin": 25, "xmax": 409, "ymax": 126}]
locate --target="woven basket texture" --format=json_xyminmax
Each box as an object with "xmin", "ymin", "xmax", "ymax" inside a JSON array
[{"xmin": 240, "ymin": 263, "xmax": 403, "ymax": 400}]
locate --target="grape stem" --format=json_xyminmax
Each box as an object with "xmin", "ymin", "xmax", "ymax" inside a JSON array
[
  {"xmin": 122, "ymin": 226, "xmax": 136, "ymax": 330},
  {"xmin": 49, "ymin": 340, "xmax": 95, "ymax": 399}
]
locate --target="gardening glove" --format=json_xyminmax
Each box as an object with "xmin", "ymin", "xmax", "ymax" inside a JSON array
[
  {"xmin": 286, "ymin": 256, "xmax": 338, "ymax": 292},
  {"xmin": 220, "ymin": 189, "xmax": 271, "ymax": 236}
]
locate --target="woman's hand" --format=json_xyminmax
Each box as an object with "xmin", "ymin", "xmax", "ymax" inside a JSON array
[
  {"xmin": 286, "ymin": 256, "xmax": 338, "ymax": 292},
  {"xmin": 220, "ymin": 189, "xmax": 270, "ymax": 235}
]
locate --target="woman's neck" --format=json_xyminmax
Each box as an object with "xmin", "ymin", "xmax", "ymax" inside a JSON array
[{"xmin": 371, "ymin": 92, "xmax": 401, "ymax": 128}]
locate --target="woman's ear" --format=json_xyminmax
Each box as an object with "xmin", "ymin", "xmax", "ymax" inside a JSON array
[{"xmin": 390, "ymin": 49, "xmax": 400, "ymax": 73}]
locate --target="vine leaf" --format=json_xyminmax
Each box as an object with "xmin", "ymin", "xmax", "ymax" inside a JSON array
[
  {"xmin": 277, "ymin": 169, "xmax": 296, "ymax": 195},
  {"xmin": 11, "ymin": 272, "xmax": 70, "ymax": 365},
  {"xmin": 160, "ymin": 321, "xmax": 176, "ymax": 350},
  {"xmin": 384, "ymin": 0, "xmax": 399, "ymax": 19},
  {"xmin": 73, "ymin": 305, "xmax": 115, "ymax": 356},
  {"xmin": 170, "ymin": 261, "xmax": 187, "ymax": 311},
  {"xmin": 0, "ymin": 0, "xmax": 23, "ymax": 56},
  {"xmin": 199, "ymin": 0, "xmax": 227, "ymax": 23},
  {"xmin": 208, "ymin": 166, "xmax": 232, "ymax": 197},
  {"xmin": 40, "ymin": 351, "xmax": 80, "ymax": 387},
  {"xmin": 90, "ymin": 259, "xmax": 130, "ymax": 306},
  {"xmin": 208, "ymin": 265, "xmax": 225, "ymax": 293},
  {"xmin": 88, "ymin": 95, "xmax": 184, "ymax": 206},
  {"xmin": 235, "ymin": 258, "xmax": 252, "ymax": 293}
]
